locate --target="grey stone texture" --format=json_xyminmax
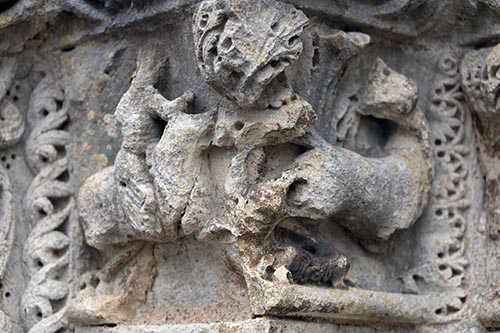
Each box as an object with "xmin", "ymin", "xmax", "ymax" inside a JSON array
[{"xmin": 1, "ymin": 0, "xmax": 500, "ymax": 332}]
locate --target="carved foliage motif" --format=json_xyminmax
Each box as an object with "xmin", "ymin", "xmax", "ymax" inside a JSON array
[
  {"xmin": 457, "ymin": 43, "xmax": 500, "ymax": 328},
  {"xmin": 0, "ymin": 57, "xmax": 22, "ymax": 277},
  {"xmin": 460, "ymin": 44, "xmax": 500, "ymax": 241},
  {"xmin": 20, "ymin": 76, "xmax": 73, "ymax": 333},
  {"xmin": 0, "ymin": 59, "xmax": 24, "ymax": 149},
  {"xmin": 431, "ymin": 57, "xmax": 472, "ymax": 293},
  {"xmin": 414, "ymin": 56, "xmax": 473, "ymax": 315},
  {"xmin": 0, "ymin": 57, "xmax": 24, "ymax": 332}
]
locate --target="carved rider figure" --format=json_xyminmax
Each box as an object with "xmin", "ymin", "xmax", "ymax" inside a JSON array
[{"xmin": 76, "ymin": 0, "xmax": 434, "ymax": 319}]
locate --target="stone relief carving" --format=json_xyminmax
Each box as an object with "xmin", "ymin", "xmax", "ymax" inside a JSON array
[
  {"xmin": 1, "ymin": 0, "xmax": 500, "ymax": 332},
  {"xmin": 461, "ymin": 44, "xmax": 500, "ymax": 239},
  {"xmin": 400, "ymin": 56, "xmax": 474, "ymax": 318},
  {"xmin": 0, "ymin": 56, "xmax": 23, "ymax": 333},
  {"xmin": 0, "ymin": 57, "xmax": 22, "ymax": 273},
  {"xmin": 20, "ymin": 75, "xmax": 73, "ymax": 333},
  {"xmin": 71, "ymin": 0, "xmax": 441, "ymax": 326},
  {"xmin": 459, "ymin": 42, "xmax": 500, "ymax": 329}
]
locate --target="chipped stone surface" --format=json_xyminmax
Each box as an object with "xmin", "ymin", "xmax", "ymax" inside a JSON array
[{"xmin": 0, "ymin": 0, "xmax": 500, "ymax": 332}]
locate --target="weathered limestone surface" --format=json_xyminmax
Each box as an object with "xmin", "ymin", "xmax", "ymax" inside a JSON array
[{"xmin": 1, "ymin": 0, "xmax": 500, "ymax": 332}]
